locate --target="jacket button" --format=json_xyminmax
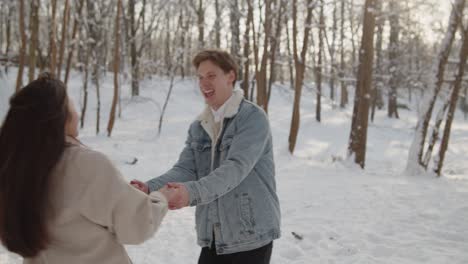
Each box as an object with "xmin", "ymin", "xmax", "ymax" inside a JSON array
[{"xmin": 218, "ymin": 248, "xmax": 224, "ymax": 254}]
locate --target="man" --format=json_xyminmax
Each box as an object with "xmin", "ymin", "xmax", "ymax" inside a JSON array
[{"xmin": 131, "ymin": 49, "xmax": 281, "ymax": 264}]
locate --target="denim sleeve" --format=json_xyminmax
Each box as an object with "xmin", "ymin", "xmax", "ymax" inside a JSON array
[
  {"xmin": 183, "ymin": 109, "xmax": 270, "ymax": 206},
  {"xmin": 146, "ymin": 128, "xmax": 198, "ymax": 192}
]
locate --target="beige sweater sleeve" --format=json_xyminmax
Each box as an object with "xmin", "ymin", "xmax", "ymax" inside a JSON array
[{"xmin": 76, "ymin": 149, "xmax": 168, "ymax": 245}]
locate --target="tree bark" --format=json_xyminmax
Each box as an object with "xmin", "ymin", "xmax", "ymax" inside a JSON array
[
  {"xmin": 288, "ymin": 0, "xmax": 314, "ymax": 153},
  {"xmin": 387, "ymin": 0, "xmax": 400, "ymax": 119},
  {"xmin": 107, "ymin": 0, "xmax": 122, "ymax": 137},
  {"xmin": 49, "ymin": 0, "xmax": 58, "ymax": 76},
  {"xmin": 406, "ymin": 0, "xmax": 465, "ymax": 173},
  {"xmin": 434, "ymin": 27, "xmax": 468, "ymax": 176},
  {"xmin": 347, "ymin": 0, "xmax": 376, "ymax": 168},
  {"xmin": 28, "ymin": 0, "xmax": 40, "ymax": 82},
  {"xmin": 16, "ymin": 0, "xmax": 27, "ymax": 91},
  {"xmin": 316, "ymin": 0, "xmax": 325, "ymax": 122},
  {"xmin": 64, "ymin": 0, "xmax": 85, "ymax": 85},
  {"xmin": 57, "ymin": 0, "xmax": 70, "ymax": 79}
]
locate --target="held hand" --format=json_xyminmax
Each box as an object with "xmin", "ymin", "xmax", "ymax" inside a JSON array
[
  {"xmin": 130, "ymin": 179, "xmax": 149, "ymax": 194},
  {"xmin": 162, "ymin": 182, "xmax": 190, "ymax": 210}
]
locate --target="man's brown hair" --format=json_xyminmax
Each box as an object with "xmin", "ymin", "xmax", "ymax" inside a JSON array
[{"xmin": 193, "ymin": 49, "xmax": 239, "ymax": 86}]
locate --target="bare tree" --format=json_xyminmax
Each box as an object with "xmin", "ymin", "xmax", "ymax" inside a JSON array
[
  {"xmin": 288, "ymin": 0, "xmax": 314, "ymax": 153},
  {"xmin": 242, "ymin": 0, "xmax": 254, "ymax": 98},
  {"xmin": 406, "ymin": 0, "xmax": 465, "ymax": 173},
  {"xmin": 255, "ymin": 0, "xmax": 273, "ymax": 111},
  {"xmin": 16, "ymin": 0, "xmax": 27, "ymax": 91},
  {"xmin": 57, "ymin": 0, "xmax": 70, "ymax": 79},
  {"xmin": 434, "ymin": 25, "xmax": 468, "ymax": 176},
  {"xmin": 348, "ymin": 0, "xmax": 376, "ymax": 168},
  {"xmin": 28, "ymin": 0, "xmax": 40, "ymax": 82},
  {"xmin": 387, "ymin": 0, "xmax": 400, "ymax": 118},
  {"xmin": 49, "ymin": 0, "xmax": 58, "ymax": 76},
  {"xmin": 316, "ymin": 0, "xmax": 325, "ymax": 122},
  {"xmin": 266, "ymin": 0, "xmax": 287, "ymax": 112},
  {"xmin": 64, "ymin": 0, "xmax": 85, "ymax": 85},
  {"xmin": 339, "ymin": 0, "xmax": 348, "ymax": 107},
  {"xmin": 107, "ymin": 0, "xmax": 122, "ymax": 137}
]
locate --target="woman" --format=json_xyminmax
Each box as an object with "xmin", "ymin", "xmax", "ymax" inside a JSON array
[{"xmin": 0, "ymin": 73, "xmax": 169, "ymax": 264}]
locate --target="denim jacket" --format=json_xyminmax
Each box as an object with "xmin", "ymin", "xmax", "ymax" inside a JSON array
[{"xmin": 147, "ymin": 89, "xmax": 281, "ymax": 254}]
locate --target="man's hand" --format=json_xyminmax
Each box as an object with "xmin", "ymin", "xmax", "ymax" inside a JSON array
[
  {"xmin": 161, "ymin": 182, "xmax": 190, "ymax": 210},
  {"xmin": 130, "ymin": 179, "xmax": 149, "ymax": 194}
]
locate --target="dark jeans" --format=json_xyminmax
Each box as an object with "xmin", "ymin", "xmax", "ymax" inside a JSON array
[{"xmin": 198, "ymin": 242, "xmax": 273, "ymax": 264}]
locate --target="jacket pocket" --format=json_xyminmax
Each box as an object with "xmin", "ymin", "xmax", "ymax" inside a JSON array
[
  {"xmin": 219, "ymin": 137, "xmax": 233, "ymax": 160},
  {"xmin": 239, "ymin": 193, "xmax": 255, "ymax": 235},
  {"xmin": 190, "ymin": 141, "xmax": 211, "ymax": 177}
]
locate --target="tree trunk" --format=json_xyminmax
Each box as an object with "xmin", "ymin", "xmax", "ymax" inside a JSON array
[
  {"xmin": 387, "ymin": 0, "xmax": 400, "ymax": 119},
  {"xmin": 214, "ymin": 0, "xmax": 221, "ymax": 48},
  {"xmin": 371, "ymin": 0, "xmax": 384, "ymax": 122},
  {"xmin": 242, "ymin": 0, "xmax": 253, "ymax": 98},
  {"xmin": 64, "ymin": 0, "xmax": 84, "ymax": 85},
  {"xmin": 229, "ymin": 0, "xmax": 241, "ymax": 78},
  {"xmin": 256, "ymin": 0, "xmax": 272, "ymax": 110},
  {"xmin": 107, "ymin": 0, "xmax": 121, "ymax": 137},
  {"xmin": 57, "ymin": 0, "xmax": 70, "ymax": 79},
  {"xmin": 5, "ymin": 1, "xmax": 12, "ymax": 74},
  {"xmin": 330, "ymin": 0, "xmax": 338, "ymax": 102},
  {"xmin": 339, "ymin": 0, "xmax": 348, "ymax": 108},
  {"xmin": 266, "ymin": 0, "xmax": 286, "ymax": 112},
  {"xmin": 285, "ymin": 14, "xmax": 294, "ymax": 91},
  {"xmin": 406, "ymin": 0, "xmax": 465, "ymax": 173},
  {"xmin": 347, "ymin": 0, "xmax": 376, "ymax": 168},
  {"xmin": 288, "ymin": 0, "xmax": 314, "ymax": 153},
  {"xmin": 49, "ymin": 0, "xmax": 58, "ymax": 76},
  {"xmin": 15, "ymin": 0, "xmax": 27, "ymax": 91},
  {"xmin": 316, "ymin": 0, "xmax": 324, "ymax": 122},
  {"xmin": 434, "ymin": 29, "xmax": 468, "ymax": 176},
  {"xmin": 197, "ymin": 0, "xmax": 204, "ymax": 48},
  {"xmin": 28, "ymin": 0, "xmax": 40, "ymax": 82}
]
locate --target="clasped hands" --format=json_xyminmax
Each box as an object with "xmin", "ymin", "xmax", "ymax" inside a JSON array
[{"xmin": 130, "ymin": 180, "xmax": 189, "ymax": 210}]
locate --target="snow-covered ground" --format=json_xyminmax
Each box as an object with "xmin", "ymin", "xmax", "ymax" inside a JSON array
[{"xmin": 1, "ymin": 70, "xmax": 468, "ymax": 263}]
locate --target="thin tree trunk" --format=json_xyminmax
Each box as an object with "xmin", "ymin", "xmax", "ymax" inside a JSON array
[
  {"xmin": 28, "ymin": 0, "xmax": 40, "ymax": 82},
  {"xmin": 288, "ymin": 0, "xmax": 314, "ymax": 153},
  {"xmin": 5, "ymin": 1, "xmax": 12, "ymax": 74},
  {"xmin": 348, "ymin": 0, "xmax": 376, "ymax": 168},
  {"xmin": 15, "ymin": 0, "xmax": 27, "ymax": 91},
  {"xmin": 197, "ymin": 0, "xmax": 204, "ymax": 48},
  {"xmin": 330, "ymin": 0, "xmax": 338, "ymax": 102},
  {"xmin": 107, "ymin": 0, "xmax": 121, "ymax": 137},
  {"xmin": 286, "ymin": 15, "xmax": 294, "ymax": 90},
  {"xmin": 406, "ymin": 0, "xmax": 465, "ymax": 173},
  {"xmin": 49, "ymin": 0, "xmax": 58, "ymax": 76},
  {"xmin": 256, "ymin": 0, "xmax": 272, "ymax": 110},
  {"xmin": 214, "ymin": 0, "xmax": 221, "ymax": 48},
  {"xmin": 371, "ymin": 0, "xmax": 384, "ymax": 122},
  {"xmin": 129, "ymin": 0, "xmax": 139, "ymax": 96},
  {"xmin": 242, "ymin": 0, "xmax": 253, "ymax": 98},
  {"xmin": 229, "ymin": 0, "xmax": 241, "ymax": 77},
  {"xmin": 57, "ymin": 0, "xmax": 70, "ymax": 79},
  {"xmin": 339, "ymin": 0, "xmax": 348, "ymax": 107},
  {"xmin": 316, "ymin": 0, "xmax": 324, "ymax": 122},
  {"xmin": 266, "ymin": 0, "xmax": 286, "ymax": 111},
  {"xmin": 423, "ymin": 92, "xmax": 451, "ymax": 168},
  {"xmin": 434, "ymin": 28, "xmax": 468, "ymax": 176},
  {"xmin": 64, "ymin": 0, "xmax": 84, "ymax": 85},
  {"xmin": 387, "ymin": 0, "xmax": 400, "ymax": 119},
  {"xmin": 80, "ymin": 47, "xmax": 90, "ymax": 129}
]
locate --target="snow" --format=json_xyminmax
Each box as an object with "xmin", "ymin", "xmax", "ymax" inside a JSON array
[{"xmin": 1, "ymin": 70, "xmax": 468, "ymax": 263}]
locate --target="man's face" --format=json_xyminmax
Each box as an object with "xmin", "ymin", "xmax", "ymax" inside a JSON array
[{"xmin": 197, "ymin": 60, "xmax": 235, "ymax": 110}]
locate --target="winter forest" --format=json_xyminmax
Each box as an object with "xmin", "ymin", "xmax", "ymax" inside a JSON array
[{"xmin": 1, "ymin": 0, "xmax": 468, "ymax": 263}]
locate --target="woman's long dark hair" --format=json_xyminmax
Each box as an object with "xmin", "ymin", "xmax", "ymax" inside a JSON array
[{"xmin": 0, "ymin": 73, "xmax": 69, "ymax": 258}]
